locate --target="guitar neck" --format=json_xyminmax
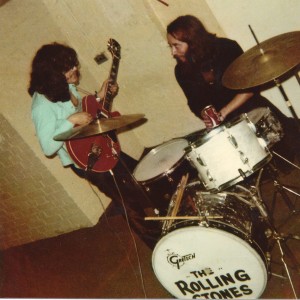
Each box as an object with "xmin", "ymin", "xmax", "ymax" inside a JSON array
[{"xmin": 102, "ymin": 55, "xmax": 120, "ymax": 113}]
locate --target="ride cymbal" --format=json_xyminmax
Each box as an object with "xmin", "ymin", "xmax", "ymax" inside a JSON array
[
  {"xmin": 222, "ymin": 31, "xmax": 300, "ymax": 90},
  {"xmin": 53, "ymin": 113, "xmax": 145, "ymax": 141}
]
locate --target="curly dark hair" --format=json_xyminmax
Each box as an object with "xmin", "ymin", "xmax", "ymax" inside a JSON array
[
  {"xmin": 28, "ymin": 43, "xmax": 79, "ymax": 102},
  {"xmin": 167, "ymin": 15, "xmax": 216, "ymax": 70}
]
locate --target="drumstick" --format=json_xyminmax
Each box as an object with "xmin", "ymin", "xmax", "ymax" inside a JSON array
[
  {"xmin": 171, "ymin": 173, "xmax": 189, "ymax": 217},
  {"xmin": 145, "ymin": 216, "xmax": 223, "ymax": 221},
  {"xmin": 167, "ymin": 173, "xmax": 189, "ymax": 228}
]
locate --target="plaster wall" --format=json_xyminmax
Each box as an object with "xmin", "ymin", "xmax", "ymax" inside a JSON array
[
  {"xmin": 206, "ymin": 0, "xmax": 300, "ymax": 117},
  {"xmin": 0, "ymin": 0, "xmax": 219, "ymax": 248},
  {"xmin": 0, "ymin": 0, "xmax": 298, "ymax": 248}
]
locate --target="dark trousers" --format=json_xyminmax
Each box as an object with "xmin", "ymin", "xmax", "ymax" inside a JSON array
[{"xmin": 70, "ymin": 152, "xmax": 161, "ymax": 249}]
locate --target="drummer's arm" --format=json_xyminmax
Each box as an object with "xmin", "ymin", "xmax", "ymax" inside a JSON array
[{"xmin": 219, "ymin": 92, "xmax": 254, "ymax": 121}]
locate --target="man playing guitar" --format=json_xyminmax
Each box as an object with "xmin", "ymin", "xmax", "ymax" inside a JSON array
[{"xmin": 29, "ymin": 41, "xmax": 160, "ymax": 249}]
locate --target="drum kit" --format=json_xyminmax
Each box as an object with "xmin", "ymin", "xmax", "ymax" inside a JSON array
[
  {"xmin": 55, "ymin": 30, "xmax": 300, "ymax": 299},
  {"xmin": 145, "ymin": 31, "xmax": 300, "ymax": 299}
]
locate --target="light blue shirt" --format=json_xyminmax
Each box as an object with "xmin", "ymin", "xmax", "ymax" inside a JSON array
[{"xmin": 31, "ymin": 84, "xmax": 82, "ymax": 166}]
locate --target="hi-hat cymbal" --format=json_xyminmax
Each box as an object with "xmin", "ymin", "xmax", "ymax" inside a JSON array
[
  {"xmin": 222, "ymin": 31, "xmax": 300, "ymax": 90},
  {"xmin": 54, "ymin": 114, "xmax": 145, "ymax": 141}
]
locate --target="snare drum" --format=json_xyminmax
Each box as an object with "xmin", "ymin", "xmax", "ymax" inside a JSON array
[
  {"xmin": 185, "ymin": 114, "xmax": 272, "ymax": 192},
  {"xmin": 152, "ymin": 181, "xmax": 268, "ymax": 299},
  {"xmin": 133, "ymin": 139, "xmax": 195, "ymax": 213},
  {"xmin": 247, "ymin": 107, "xmax": 284, "ymax": 148}
]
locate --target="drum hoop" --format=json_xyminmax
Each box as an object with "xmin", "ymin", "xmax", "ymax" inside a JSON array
[
  {"xmin": 134, "ymin": 138, "xmax": 188, "ymax": 182},
  {"xmin": 137, "ymin": 155, "xmax": 187, "ymax": 184},
  {"xmin": 210, "ymin": 154, "xmax": 271, "ymax": 192},
  {"xmin": 185, "ymin": 114, "xmax": 248, "ymax": 150},
  {"xmin": 185, "ymin": 126, "xmax": 224, "ymax": 150}
]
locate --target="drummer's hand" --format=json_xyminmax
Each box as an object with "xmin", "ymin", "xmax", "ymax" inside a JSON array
[
  {"xmin": 98, "ymin": 79, "xmax": 119, "ymax": 100},
  {"xmin": 68, "ymin": 112, "xmax": 93, "ymax": 126},
  {"xmin": 219, "ymin": 106, "xmax": 230, "ymax": 121}
]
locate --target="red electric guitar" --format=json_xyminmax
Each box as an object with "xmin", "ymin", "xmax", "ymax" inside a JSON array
[{"xmin": 66, "ymin": 39, "xmax": 121, "ymax": 172}]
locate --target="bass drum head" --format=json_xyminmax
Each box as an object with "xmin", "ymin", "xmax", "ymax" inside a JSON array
[
  {"xmin": 152, "ymin": 226, "xmax": 267, "ymax": 299},
  {"xmin": 133, "ymin": 138, "xmax": 189, "ymax": 182}
]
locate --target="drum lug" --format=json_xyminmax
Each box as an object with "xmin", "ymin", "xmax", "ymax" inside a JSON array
[
  {"xmin": 196, "ymin": 155, "xmax": 206, "ymax": 166},
  {"xmin": 206, "ymin": 170, "xmax": 214, "ymax": 182},
  {"xmin": 239, "ymin": 151, "xmax": 249, "ymax": 164},
  {"xmin": 166, "ymin": 174, "xmax": 173, "ymax": 183},
  {"xmin": 228, "ymin": 134, "xmax": 238, "ymax": 148}
]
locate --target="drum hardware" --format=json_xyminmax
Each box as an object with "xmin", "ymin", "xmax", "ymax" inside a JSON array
[
  {"xmin": 246, "ymin": 107, "xmax": 285, "ymax": 148},
  {"xmin": 260, "ymin": 162, "xmax": 300, "ymax": 228},
  {"xmin": 272, "ymin": 151, "xmax": 300, "ymax": 172},
  {"xmin": 254, "ymin": 168, "xmax": 300, "ymax": 299},
  {"xmin": 222, "ymin": 29, "xmax": 300, "ymax": 128}
]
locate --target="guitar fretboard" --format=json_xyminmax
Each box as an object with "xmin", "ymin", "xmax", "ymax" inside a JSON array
[{"xmin": 102, "ymin": 54, "xmax": 120, "ymax": 113}]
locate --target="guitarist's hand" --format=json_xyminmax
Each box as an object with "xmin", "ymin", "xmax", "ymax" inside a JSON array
[
  {"xmin": 98, "ymin": 79, "xmax": 119, "ymax": 100},
  {"xmin": 68, "ymin": 112, "xmax": 93, "ymax": 126}
]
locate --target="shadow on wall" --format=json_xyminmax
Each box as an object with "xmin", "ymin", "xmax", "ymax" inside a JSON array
[{"xmin": 0, "ymin": 0, "xmax": 10, "ymax": 7}]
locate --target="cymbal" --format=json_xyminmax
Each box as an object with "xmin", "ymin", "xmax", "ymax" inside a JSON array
[
  {"xmin": 222, "ymin": 31, "xmax": 300, "ymax": 90},
  {"xmin": 54, "ymin": 114, "xmax": 145, "ymax": 141}
]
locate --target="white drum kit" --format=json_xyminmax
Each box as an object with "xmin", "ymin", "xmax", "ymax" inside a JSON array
[
  {"xmin": 137, "ymin": 108, "xmax": 300, "ymax": 299},
  {"xmin": 134, "ymin": 109, "xmax": 276, "ymax": 299},
  {"xmin": 136, "ymin": 29, "xmax": 300, "ymax": 299}
]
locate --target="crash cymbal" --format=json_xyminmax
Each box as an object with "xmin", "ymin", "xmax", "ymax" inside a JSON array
[
  {"xmin": 53, "ymin": 113, "xmax": 145, "ymax": 141},
  {"xmin": 222, "ymin": 31, "xmax": 300, "ymax": 90}
]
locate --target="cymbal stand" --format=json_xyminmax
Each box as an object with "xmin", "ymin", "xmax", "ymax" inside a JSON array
[
  {"xmin": 274, "ymin": 78, "xmax": 300, "ymax": 130},
  {"xmin": 226, "ymin": 169, "xmax": 299, "ymax": 298},
  {"xmin": 248, "ymin": 25, "xmax": 300, "ymax": 130},
  {"xmin": 253, "ymin": 168, "xmax": 299, "ymax": 298},
  {"xmin": 264, "ymin": 160, "xmax": 300, "ymax": 224}
]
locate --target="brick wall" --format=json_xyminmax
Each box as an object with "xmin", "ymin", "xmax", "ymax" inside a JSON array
[{"xmin": 0, "ymin": 114, "xmax": 94, "ymax": 250}]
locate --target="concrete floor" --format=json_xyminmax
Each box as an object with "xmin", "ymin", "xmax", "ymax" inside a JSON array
[{"xmin": 1, "ymin": 156, "xmax": 299, "ymax": 299}]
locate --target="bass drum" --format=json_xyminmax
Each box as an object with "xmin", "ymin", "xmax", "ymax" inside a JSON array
[
  {"xmin": 246, "ymin": 107, "xmax": 284, "ymax": 148},
  {"xmin": 152, "ymin": 181, "xmax": 269, "ymax": 299},
  {"xmin": 133, "ymin": 139, "xmax": 197, "ymax": 213}
]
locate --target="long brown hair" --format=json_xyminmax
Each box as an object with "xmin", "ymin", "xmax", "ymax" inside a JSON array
[
  {"xmin": 28, "ymin": 43, "xmax": 79, "ymax": 102},
  {"xmin": 167, "ymin": 15, "xmax": 216, "ymax": 69}
]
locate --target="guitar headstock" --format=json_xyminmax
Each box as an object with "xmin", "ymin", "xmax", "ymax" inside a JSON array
[{"xmin": 107, "ymin": 39, "xmax": 121, "ymax": 60}]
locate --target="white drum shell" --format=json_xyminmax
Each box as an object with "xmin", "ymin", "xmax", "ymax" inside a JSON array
[{"xmin": 185, "ymin": 115, "xmax": 272, "ymax": 191}]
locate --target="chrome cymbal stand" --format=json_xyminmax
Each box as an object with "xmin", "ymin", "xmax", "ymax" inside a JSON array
[
  {"xmin": 253, "ymin": 168, "xmax": 299, "ymax": 298},
  {"xmin": 226, "ymin": 169, "xmax": 299, "ymax": 298},
  {"xmin": 265, "ymin": 156, "xmax": 300, "ymax": 224}
]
